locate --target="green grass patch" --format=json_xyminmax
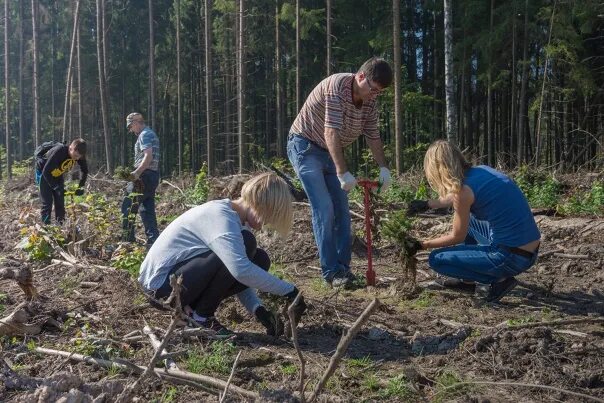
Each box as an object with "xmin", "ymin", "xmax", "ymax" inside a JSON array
[
  {"xmin": 411, "ymin": 290, "xmax": 436, "ymax": 309},
  {"xmin": 506, "ymin": 315, "xmax": 536, "ymax": 327},
  {"xmin": 280, "ymin": 362, "xmax": 297, "ymax": 375},
  {"xmin": 361, "ymin": 373, "xmax": 380, "ymax": 392},
  {"xmin": 59, "ymin": 277, "xmax": 79, "ymax": 295},
  {"xmin": 0, "ymin": 292, "xmax": 6, "ymax": 315},
  {"xmin": 186, "ymin": 341, "xmax": 237, "ymax": 375},
  {"xmin": 433, "ymin": 370, "xmax": 473, "ymax": 402},
  {"xmin": 379, "ymin": 374, "xmax": 416, "ymax": 399},
  {"xmin": 271, "ymin": 262, "xmax": 293, "ymax": 282}
]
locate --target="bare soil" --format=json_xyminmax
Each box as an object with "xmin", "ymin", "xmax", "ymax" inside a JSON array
[{"xmin": 1, "ymin": 172, "xmax": 603, "ymax": 402}]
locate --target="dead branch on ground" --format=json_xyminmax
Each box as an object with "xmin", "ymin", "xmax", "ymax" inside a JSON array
[
  {"xmin": 0, "ymin": 302, "xmax": 42, "ymax": 336},
  {"xmin": 115, "ymin": 275, "xmax": 184, "ymax": 402},
  {"xmin": 288, "ymin": 292, "xmax": 307, "ymax": 402},
  {"xmin": 308, "ymin": 298, "xmax": 380, "ymax": 402},
  {"xmin": 219, "ymin": 350, "xmax": 242, "ymax": 403},
  {"xmin": 34, "ymin": 346, "xmax": 258, "ymax": 399}
]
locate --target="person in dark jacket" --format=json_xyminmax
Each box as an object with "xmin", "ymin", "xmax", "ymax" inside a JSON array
[{"xmin": 36, "ymin": 138, "xmax": 88, "ymax": 224}]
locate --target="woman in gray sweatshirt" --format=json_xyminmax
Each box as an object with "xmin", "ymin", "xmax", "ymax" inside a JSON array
[{"xmin": 139, "ymin": 172, "xmax": 306, "ymax": 337}]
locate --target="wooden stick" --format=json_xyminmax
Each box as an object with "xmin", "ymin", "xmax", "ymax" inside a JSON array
[
  {"xmin": 552, "ymin": 253, "xmax": 589, "ymax": 259},
  {"xmin": 501, "ymin": 317, "xmax": 604, "ymax": 330},
  {"xmin": 143, "ymin": 325, "xmax": 179, "ymax": 370},
  {"xmin": 160, "ymin": 180, "xmax": 185, "ymax": 197},
  {"xmin": 219, "ymin": 350, "xmax": 242, "ymax": 403},
  {"xmin": 33, "ymin": 347, "xmax": 258, "ymax": 399},
  {"xmin": 288, "ymin": 292, "xmax": 306, "ymax": 402},
  {"xmin": 433, "ymin": 380, "xmax": 604, "ymax": 403},
  {"xmin": 308, "ymin": 299, "xmax": 380, "ymax": 402},
  {"xmin": 116, "ymin": 275, "xmax": 185, "ymax": 402}
]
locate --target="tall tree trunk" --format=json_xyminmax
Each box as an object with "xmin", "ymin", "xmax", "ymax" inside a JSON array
[
  {"xmin": 18, "ymin": 0, "xmax": 24, "ymax": 160},
  {"xmin": 517, "ymin": 0, "xmax": 529, "ymax": 165},
  {"xmin": 295, "ymin": 0, "xmax": 300, "ymax": 113},
  {"xmin": 148, "ymin": 0, "xmax": 156, "ymax": 130},
  {"xmin": 96, "ymin": 0, "xmax": 113, "ymax": 174},
  {"xmin": 50, "ymin": 2, "xmax": 56, "ymax": 140},
  {"xmin": 510, "ymin": 4, "xmax": 516, "ymax": 163},
  {"xmin": 393, "ymin": 0, "xmax": 402, "ymax": 173},
  {"xmin": 432, "ymin": 6, "xmax": 439, "ymax": 140},
  {"xmin": 205, "ymin": 0, "xmax": 213, "ymax": 174},
  {"xmin": 406, "ymin": 0, "xmax": 417, "ymax": 83},
  {"xmin": 176, "ymin": 0, "xmax": 182, "ymax": 174},
  {"xmin": 3, "ymin": 0, "xmax": 10, "ymax": 178},
  {"xmin": 443, "ymin": 0, "xmax": 456, "ymax": 144},
  {"xmin": 486, "ymin": 0, "xmax": 494, "ymax": 165},
  {"xmin": 275, "ymin": 0, "xmax": 283, "ymax": 158},
  {"xmin": 31, "ymin": 0, "xmax": 40, "ymax": 148},
  {"xmin": 77, "ymin": 24, "xmax": 83, "ymax": 138},
  {"xmin": 534, "ymin": 0, "xmax": 556, "ymax": 165},
  {"xmin": 326, "ymin": 0, "xmax": 332, "ymax": 76},
  {"xmin": 101, "ymin": 0, "xmax": 108, "ymax": 86},
  {"xmin": 62, "ymin": 0, "xmax": 81, "ymax": 141},
  {"xmin": 237, "ymin": 0, "xmax": 246, "ymax": 172}
]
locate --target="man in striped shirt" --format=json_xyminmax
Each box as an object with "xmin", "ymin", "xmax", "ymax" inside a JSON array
[{"xmin": 287, "ymin": 57, "xmax": 393, "ymax": 288}]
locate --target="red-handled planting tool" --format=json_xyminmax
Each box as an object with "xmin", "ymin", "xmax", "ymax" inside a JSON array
[{"xmin": 357, "ymin": 179, "xmax": 379, "ymax": 286}]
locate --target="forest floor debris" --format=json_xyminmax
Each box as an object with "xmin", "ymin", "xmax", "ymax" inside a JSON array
[{"xmin": 0, "ymin": 172, "xmax": 603, "ymax": 402}]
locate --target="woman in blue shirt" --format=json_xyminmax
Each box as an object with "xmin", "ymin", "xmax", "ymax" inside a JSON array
[{"xmin": 408, "ymin": 140, "xmax": 540, "ymax": 302}]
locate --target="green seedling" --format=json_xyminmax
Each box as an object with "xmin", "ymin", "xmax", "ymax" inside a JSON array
[{"xmin": 381, "ymin": 210, "xmax": 417, "ymax": 284}]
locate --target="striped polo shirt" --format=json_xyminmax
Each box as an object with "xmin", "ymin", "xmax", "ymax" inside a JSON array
[{"xmin": 290, "ymin": 73, "xmax": 380, "ymax": 149}]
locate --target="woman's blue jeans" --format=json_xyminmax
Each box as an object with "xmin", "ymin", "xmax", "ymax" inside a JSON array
[
  {"xmin": 287, "ymin": 134, "xmax": 351, "ymax": 280},
  {"xmin": 428, "ymin": 216, "xmax": 538, "ymax": 284}
]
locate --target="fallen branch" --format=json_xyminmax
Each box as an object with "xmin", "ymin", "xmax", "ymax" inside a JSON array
[
  {"xmin": 288, "ymin": 292, "xmax": 307, "ymax": 402},
  {"xmin": 0, "ymin": 303, "xmax": 42, "ymax": 336},
  {"xmin": 161, "ymin": 180, "xmax": 186, "ymax": 197},
  {"xmin": 552, "ymin": 253, "xmax": 589, "ymax": 259},
  {"xmin": 308, "ymin": 299, "xmax": 380, "ymax": 402},
  {"xmin": 498, "ymin": 317, "xmax": 604, "ymax": 331},
  {"xmin": 143, "ymin": 325, "xmax": 179, "ymax": 370},
  {"xmin": 0, "ymin": 266, "xmax": 38, "ymax": 299},
  {"xmin": 116, "ymin": 275, "xmax": 184, "ymax": 402},
  {"xmin": 33, "ymin": 347, "xmax": 258, "ymax": 399},
  {"xmin": 219, "ymin": 350, "xmax": 242, "ymax": 403},
  {"xmin": 433, "ymin": 380, "xmax": 604, "ymax": 403}
]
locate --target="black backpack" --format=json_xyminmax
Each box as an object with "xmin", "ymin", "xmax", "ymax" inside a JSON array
[{"xmin": 34, "ymin": 141, "xmax": 61, "ymax": 159}]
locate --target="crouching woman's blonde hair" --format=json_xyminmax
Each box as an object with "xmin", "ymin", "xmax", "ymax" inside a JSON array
[
  {"xmin": 240, "ymin": 172, "xmax": 293, "ymax": 237},
  {"xmin": 424, "ymin": 140, "xmax": 472, "ymax": 198}
]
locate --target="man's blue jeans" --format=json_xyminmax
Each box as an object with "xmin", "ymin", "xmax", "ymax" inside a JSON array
[
  {"xmin": 429, "ymin": 216, "xmax": 538, "ymax": 284},
  {"xmin": 287, "ymin": 134, "xmax": 351, "ymax": 280},
  {"xmin": 121, "ymin": 169, "xmax": 160, "ymax": 245}
]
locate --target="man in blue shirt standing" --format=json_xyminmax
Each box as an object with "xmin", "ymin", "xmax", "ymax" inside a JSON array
[{"xmin": 121, "ymin": 112, "xmax": 160, "ymax": 246}]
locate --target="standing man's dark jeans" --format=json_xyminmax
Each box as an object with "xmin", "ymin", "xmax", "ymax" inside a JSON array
[
  {"xmin": 40, "ymin": 178, "xmax": 65, "ymax": 224},
  {"xmin": 121, "ymin": 169, "xmax": 160, "ymax": 245},
  {"xmin": 153, "ymin": 231, "xmax": 270, "ymax": 316}
]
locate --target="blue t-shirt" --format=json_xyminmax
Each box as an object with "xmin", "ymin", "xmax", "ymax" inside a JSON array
[
  {"xmin": 464, "ymin": 166, "xmax": 540, "ymax": 247},
  {"xmin": 134, "ymin": 126, "xmax": 160, "ymax": 171}
]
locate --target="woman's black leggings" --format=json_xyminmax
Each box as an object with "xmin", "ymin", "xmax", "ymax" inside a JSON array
[{"xmin": 153, "ymin": 230, "xmax": 270, "ymax": 316}]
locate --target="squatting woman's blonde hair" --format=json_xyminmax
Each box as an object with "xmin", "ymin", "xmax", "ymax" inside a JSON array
[
  {"xmin": 424, "ymin": 140, "xmax": 472, "ymax": 198},
  {"xmin": 240, "ymin": 172, "xmax": 293, "ymax": 237}
]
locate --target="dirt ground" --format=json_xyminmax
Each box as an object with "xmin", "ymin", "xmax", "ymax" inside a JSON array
[{"xmin": 0, "ymin": 172, "xmax": 603, "ymax": 402}]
